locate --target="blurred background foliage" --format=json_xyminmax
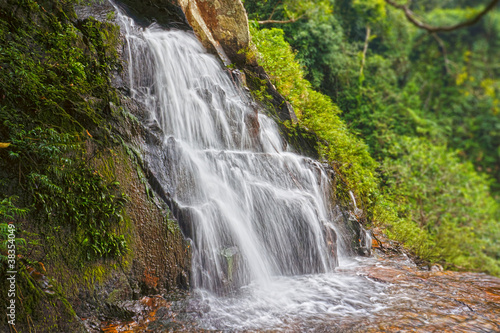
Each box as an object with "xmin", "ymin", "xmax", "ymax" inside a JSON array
[{"xmin": 244, "ymin": 0, "xmax": 500, "ymax": 275}]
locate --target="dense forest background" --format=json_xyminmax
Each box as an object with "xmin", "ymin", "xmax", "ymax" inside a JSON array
[{"xmin": 243, "ymin": 0, "xmax": 500, "ymax": 274}]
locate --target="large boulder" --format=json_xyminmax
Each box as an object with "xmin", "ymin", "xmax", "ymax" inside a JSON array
[{"xmin": 178, "ymin": 0, "xmax": 256, "ymax": 66}]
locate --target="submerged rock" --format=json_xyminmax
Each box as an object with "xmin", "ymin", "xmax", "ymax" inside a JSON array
[
  {"xmin": 220, "ymin": 246, "xmax": 239, "ymax": 283},
  {"xmin": 323, "ymin": 222, "xmax": 340, "ymax": 268}
]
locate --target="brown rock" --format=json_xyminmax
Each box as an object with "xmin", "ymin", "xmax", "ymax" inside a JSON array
[{"xmin": 178, "ymin": 0, "xmax": 257, "ymax": 66}]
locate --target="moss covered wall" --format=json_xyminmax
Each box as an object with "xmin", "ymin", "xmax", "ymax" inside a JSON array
[{"xmin": 0, "ymin": 0, "xmax": 190, "ymax": 331}]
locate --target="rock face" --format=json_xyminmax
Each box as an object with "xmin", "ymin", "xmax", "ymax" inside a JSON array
[
  {"xmin": 178, "ymin": 0, "xmax": 255, "ymax": 66},
  {"xmin": 117, "ymin": 0, "xmax": 255, "ymax": 67},
  {"xmin": 114, "ymin": 0, "xmax": 191, "ymax": 29},
  {"xmin": 55, "ymin": 3, "xmax": 193, "ymax": 331}
]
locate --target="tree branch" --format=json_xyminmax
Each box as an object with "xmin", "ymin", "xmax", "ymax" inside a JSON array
[
  {"xmin": 431, "ymin": 33, "xmax": 450, "ymax": 74},
  {"xmin": 385, "ymin": 0, "xmax": 500, "ymax": 33},
  {"xmin": 258, "ymin": 14, "xmax": 305, "ymax": 25},
  {"xmin": 266, "ymin": 1, "xmax": 281, "ymax": 22},
  {"xmin": 360, "ymin": 26, "xmax": 371, "ymax": 78}
]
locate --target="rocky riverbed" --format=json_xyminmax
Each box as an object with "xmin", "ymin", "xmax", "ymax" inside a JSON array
[{"xmin": 97, "ymin": 232, "xmax": 500, "ymax": 333}]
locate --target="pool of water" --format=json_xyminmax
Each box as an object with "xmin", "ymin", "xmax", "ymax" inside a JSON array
[
  {"xmin": 179, "ymin": 254, "xmax": 500, "ymax": 332},
  {"xmin": 98, "ymin": 252, "xmax": 500, "ymax": 332}
]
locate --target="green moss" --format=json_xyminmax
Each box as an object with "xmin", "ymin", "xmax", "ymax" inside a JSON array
[
  {"xmin": 167, "ymin": 216, "xmax": 180, "ymax": 235},
  {"xmin": 0, "ymin": 0, "xmax": 128, "ymax": 260},
  {"xmin": 243, "ymin": 69, "xmax": 273, "ymax": 105},
  {"xmin": 0, "ymin": 0, "xmax": 133, "ymax": 328},
  {"xmin": 83, "ymin": 264, "xmax": 109, "ymax": 287},
  {"xmin": 0, "ymin": 260, "xmax": 80, "ymax": 331}
]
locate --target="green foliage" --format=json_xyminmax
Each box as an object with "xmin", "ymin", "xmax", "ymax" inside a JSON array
[
  {"xmin": 245, "ymin": 0, "xmax": 332, "ymax": 23},
  {"xmin": 0, "ymin": 197, "xmax": 28, "ymax": 223},
  {"xmin": 0, "ymin": 0, "xmax": 120, "ymax": 134},
  {"xmin": 0, "ymin": 0, "xmax": 131, "ymax": 329},
  {"xmin": 250, "ymin": 27, "xmax": 308, "ymax": 110},
  {"xmin": 7, "ymin": 126, "xmax": 128, "ymax": 261},
  {"xmin": 383, "ymin": 137, "xmax": 500, "ymax": 274},
  {"xmin": 0, "ymin": 0, "xmax": 127, "ymax": 265},
  {"xmin": 352, "ymin": 0, "xmax": 386, "ymax": 24}
]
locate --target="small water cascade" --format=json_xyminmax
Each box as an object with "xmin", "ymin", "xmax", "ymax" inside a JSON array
[{"xmin": 113, "ymin": 4, "xmax": 375, "ymax": 329}]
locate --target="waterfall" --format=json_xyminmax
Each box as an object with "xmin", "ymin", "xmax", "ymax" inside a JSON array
[
  {"xmin": 114, "ymin": 9, "xmax": 352, "ymax": 294},
  {"xmin": 113, "ymin": 3, "xmax": 358, "ymax": 293},
  {"xmin": 102, "ymin": 5, "xmax": 389, "ymax": 330},
  {"xmin": 107, "ymin": 4, "xmax": 386, "ymax": 330}
]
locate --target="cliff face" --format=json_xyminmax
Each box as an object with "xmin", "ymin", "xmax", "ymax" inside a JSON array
[
  {"xmin": 60, "ymin": 1, "xmax": 194, "ymax": 330},
  {"xmin": 0, "ymin": 1, "xmax": 190, "ymax": 331},
  {"xmin": 73, "ymin": 1, "xmax": 315, "ymax": 329},
  {"xmin": 116, "ymin": 0, "xmax": 255, "ymax": 67}
]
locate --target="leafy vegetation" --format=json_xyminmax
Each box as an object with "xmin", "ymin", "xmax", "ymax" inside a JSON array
[
  {"xmin": 245, "ymin": 0, "xmax": 500, "ymax": 274},
  {"xmin": 383, "ymin": 137, "xmax": 500, "ymax": 274},
  {"xmin": 0, "ymin": 0, "xmax": 129, "ymax": 327},
  {"xmin": 8, "ymin": 126, "xmax": 128, "ymax": 261},
  {"xmin": 0, "ymin": 0, "xmax": 126, "ymax": 263}
]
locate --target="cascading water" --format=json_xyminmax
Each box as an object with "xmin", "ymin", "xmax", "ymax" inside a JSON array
[
  {"xmin": 113, "ymin": 4, "xmax": 376, "ymax": 330},
  {"xmin": 117, "ymin": 12, "xmax": 346, "ymax": 288}
]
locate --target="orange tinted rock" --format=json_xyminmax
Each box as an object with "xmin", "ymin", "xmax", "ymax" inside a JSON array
[{"xmin": 178, "ymin": 0, "xmax": 256, "ymax": 67}]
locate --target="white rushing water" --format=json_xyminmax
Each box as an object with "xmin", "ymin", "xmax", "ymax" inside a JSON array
[{"xmin": 114, "ymin": 6, "xmax": 378, "ymax": 329}]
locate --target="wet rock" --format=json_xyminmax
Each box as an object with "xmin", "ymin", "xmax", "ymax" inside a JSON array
[
  {"xmin": 323, "ymin": 223, "xmax": 339, "ymax": 268},
  {"xmin": 283, "ymin": 101, "xmax": 298, "ymax": 124},
  {"xmin": 185, "ymin": 298, "xmax": 211, "ymax": 315},
  {"xmin": 99, "ymin": 295, "xmax": 186, "ymax": 332},
  {"xmin": 114, "ymin": 0, "xmax": 190, "ymax": 30},
  {"xmin": 75, "ymin": 1, "xmax": 115, "ymax": 22},
  {"xmin": 244, "ymin": 108, "xmax": 260, "ymax": 144},
  {"xmin": 358, "ymin": 228, "xmax": 372, "ymax": 256},
  {"xmin": 155, "ymin": 306, "xmax": 170, "ymax": 320},
  {"xmin": 26, "ymin": 264, "xmax": 55, "ymax": 294},
  {"xmin": 431, "ymin": 264, "xmax": 444, "ymax": 272},
  {"xmin": 337, "ymin": 209, "xmax": 372, "ymax": 257},
  {"xmin": 148, "ymin": 319, "xmax": 183, "ymax": 332},
  {"xmin": 221, "ymin": 246, "xmax": 239, "ymax": 283},
  {"xmin": 228, "ymin": 68, "xmax": 247, "ymax": 87},
  {"xmin": 349, "ymin": 256, "xmax": 500, "ymax": 332}
]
